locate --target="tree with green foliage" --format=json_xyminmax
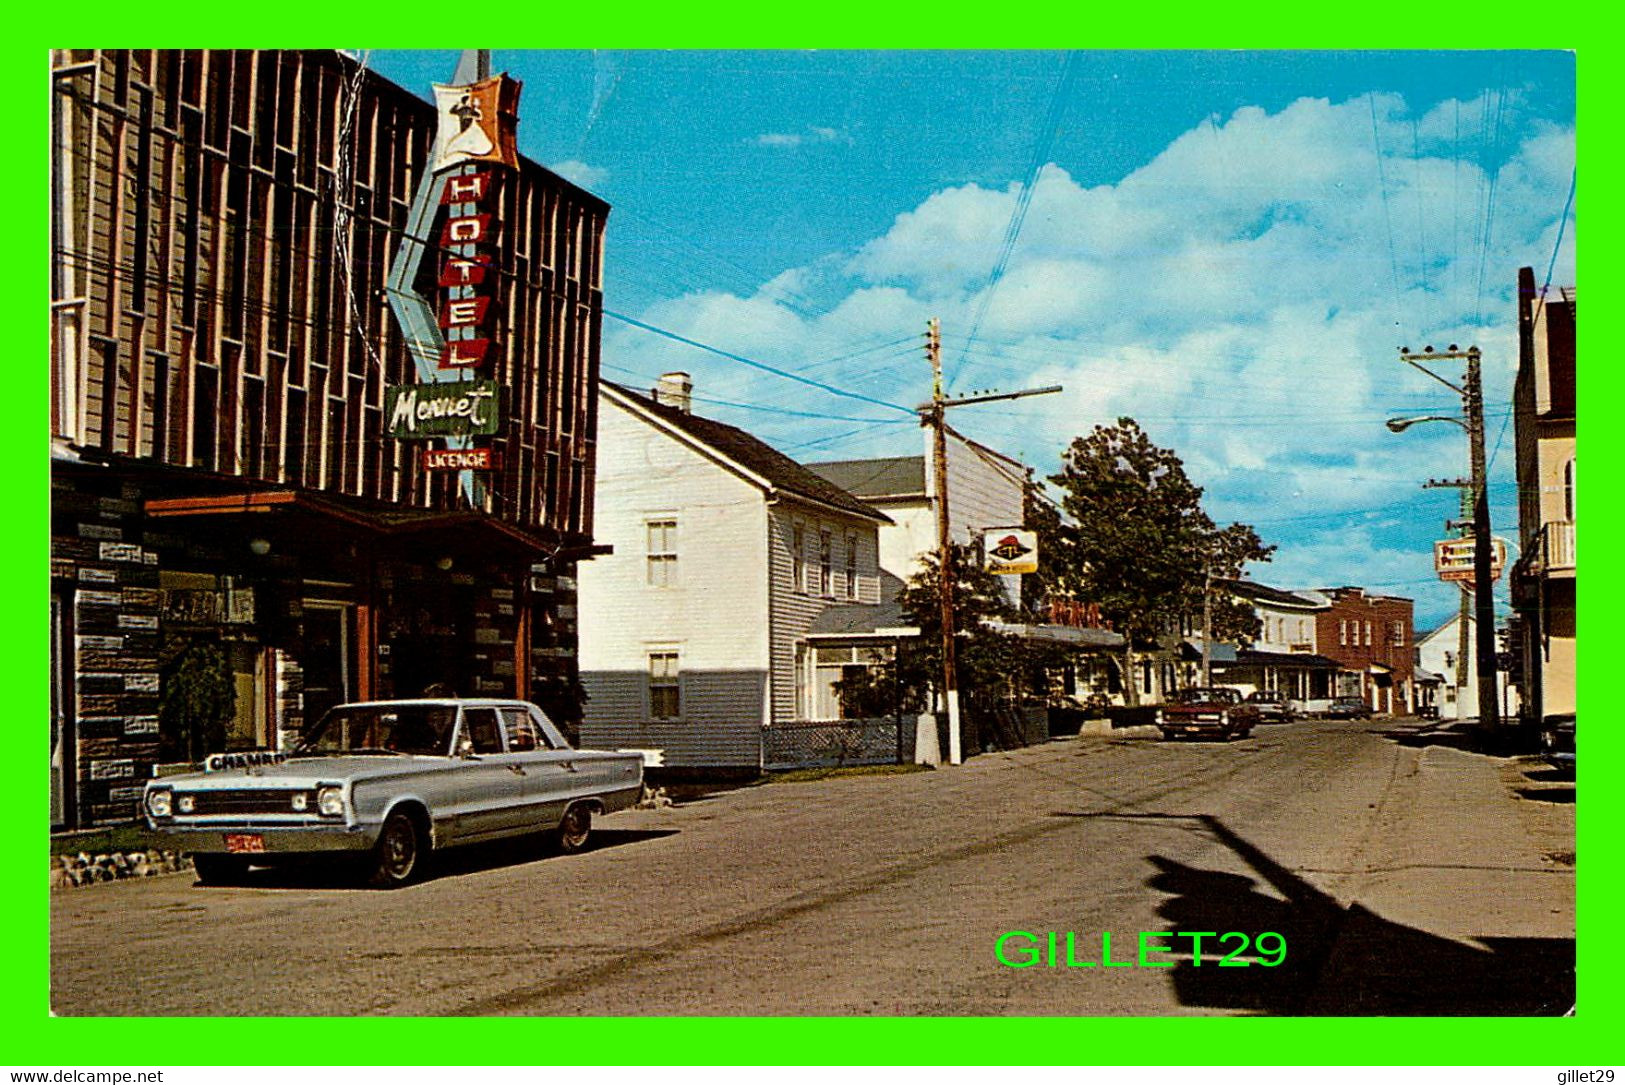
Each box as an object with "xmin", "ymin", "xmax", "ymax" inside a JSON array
[
  {"xmin": 158, "ymin": 638, "xmax": 236, "ymax": 763},
  {"xmin": 836, "ymin": 542, "xmax": 1074, "ymax": 750},
  {"xmin": 1046, "ymin": 417, "xmax": 1273, "ymax": 704}
]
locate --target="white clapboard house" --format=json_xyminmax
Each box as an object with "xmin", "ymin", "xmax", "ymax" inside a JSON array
[{"xmin": 577, "ymin": 374, "xmax": 898, "ymax": 770}]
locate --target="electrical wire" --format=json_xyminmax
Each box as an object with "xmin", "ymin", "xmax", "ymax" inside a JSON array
[{"xmin": 948, "ymin": 50, "xmax": 1079, "ymax": 388}]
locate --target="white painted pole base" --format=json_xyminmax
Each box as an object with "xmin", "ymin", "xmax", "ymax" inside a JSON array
[{"xmin": 947, "ymin": 689, "xmax": 962, "ymax": 765}]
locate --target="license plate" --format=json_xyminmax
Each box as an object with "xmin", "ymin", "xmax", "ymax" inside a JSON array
[
  {"xmin": 223, "ymin": 833, "xmax": 265, "ymax": 854},
  {"xmin": 1184, "ymin": 726, "xmax": 1201, "ymax": 732}
]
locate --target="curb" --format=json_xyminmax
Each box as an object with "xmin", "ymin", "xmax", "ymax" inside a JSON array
[{"xmin": 51, "ymin": 850, "xmax": 194, "ymax": 891}]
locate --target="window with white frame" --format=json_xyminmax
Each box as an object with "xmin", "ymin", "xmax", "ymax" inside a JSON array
[
  {"xmin": 648, "ymin": 651, "xmax": 681, "ymax": 719},
  {"xmin": 1339, "ymin": 620, "xmax": 1347, "ymax": 646},
  {"xmin": 845, "ymin": 533, "xmax": 859, "ymax": 600},
  {"xmin": 819, "ymin": 529, "xmax": 833, "ymax": 596},
  {"xmin": 804, "ymin": 643, "xmax": 889, "ymax": 720},
  {"xmin": 1364, "ymin": 620, "xmax": 1372, "ymax": 646},
  {"xmin": 646, "ymin": 518, "xmax": 678, "ymax": 587},
  {"xmin": 1564, "ymin": 458, "xmax": 1576, "ymax": 522},
  {"xmin": 1391, "ymin": 621, "xmax": 1405, "ymax": 647},
  {"xmin": 792, "ymin": 524, "xmax": 806, "ymax": 593}
]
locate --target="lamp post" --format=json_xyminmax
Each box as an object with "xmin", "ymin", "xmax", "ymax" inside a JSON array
[{"xmin": 1388, "ymin": 343, "xmax": 1500, "ymax": 733}]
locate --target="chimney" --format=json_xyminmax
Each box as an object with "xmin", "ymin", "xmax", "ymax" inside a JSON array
[{"xmin": 654, "ymin": 371, "xmax": 692, "ymax": 414}]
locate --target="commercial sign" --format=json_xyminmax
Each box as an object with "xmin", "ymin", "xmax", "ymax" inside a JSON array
[
  {"xmin": 431, "ymin": 74, "xmax": 522, "ymax": 173},
  {"xmin": 1434, "ymin": 537, "xmax": 1506, "ymax": 583},
  {"xmin": 421, "ymin": 447, "xmax": 500, "ymax": 472},
  {"xmin": 438, "ymin": 169, "xmax": 500, "ymax": 371},
  {"xmin": 983, "ymin": 528, "xmax": 1039, "ymax": 576},
  {"xmin": 386, "ymin": 380, "xmax": 501, "ymax": 438}
]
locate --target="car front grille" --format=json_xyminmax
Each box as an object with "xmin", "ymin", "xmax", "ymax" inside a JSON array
[{"xmin": 179, "ymin": 789, "xmax": 312, "ymax": 816}]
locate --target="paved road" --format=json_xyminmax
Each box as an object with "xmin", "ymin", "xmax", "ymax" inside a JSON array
[{"xmin": 50, "ymin": 718, "xmax": 1574, "ymax": 1016}]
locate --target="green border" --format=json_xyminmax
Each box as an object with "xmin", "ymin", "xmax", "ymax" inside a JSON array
[{"xmin": 15, "ymin": 9, "xmax": 1613, "ymax": 1067}]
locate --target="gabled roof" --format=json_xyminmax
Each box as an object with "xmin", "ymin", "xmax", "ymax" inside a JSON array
[
  {"xmin": 804, "ymin": 456, "xmax": 927, "ymax": 499},
  {"xmin": 808, "ymin": 572, "xmax": 912, "ymax": 635},
  {"xmin": 1218, "ymin": 577, "xmax": 1324, "ymax": 609},
  {"xmin": 602, "ymin": 383, "xmax": 890, "ymax": 524}
]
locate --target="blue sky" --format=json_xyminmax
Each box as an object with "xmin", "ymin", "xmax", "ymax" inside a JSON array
[{"xmin": 370, "ymin": 50, "xmax": 1575, "ymax": 629}]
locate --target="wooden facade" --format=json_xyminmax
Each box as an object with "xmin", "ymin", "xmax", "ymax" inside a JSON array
[
  {"xmin": 50, "ymin": 49, "xmax": 605, "ymax": 542},
  {"xmin": 49, "ymin": 50, "xmax": 608, "ymax": 827}
]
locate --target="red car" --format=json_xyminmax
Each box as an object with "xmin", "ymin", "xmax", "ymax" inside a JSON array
[{"xmin": 1158, "ymin": 687, "xmax": 1259, "ymax": 741}]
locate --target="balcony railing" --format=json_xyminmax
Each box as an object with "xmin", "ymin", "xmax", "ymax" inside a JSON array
[{"xmin": 1541, "ymin": 521, "xmax": 1576, "ymax": 573}]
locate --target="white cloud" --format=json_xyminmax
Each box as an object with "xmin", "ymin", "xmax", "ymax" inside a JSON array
[
  {"xmin": 612, "ymin": 91, "xmax": 1573, "ymax": 624},
  {"xmin": 754, "ymin": 126, "xmax": 849, "ymax": 149},
  {"xmin": 549, "ymin": 159, "xmax": 609, "ymax": 190}
]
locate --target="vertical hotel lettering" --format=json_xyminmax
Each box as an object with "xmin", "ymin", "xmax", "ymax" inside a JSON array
[{"xmin": 439, "ymin": 169, "xmax": 496, "ymax": 371}]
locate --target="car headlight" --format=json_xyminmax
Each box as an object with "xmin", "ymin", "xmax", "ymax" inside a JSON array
[
  {"xmin": 176, "ymin": 794, "xmax": 196, "ymax": 814},
  {"xmin": 316, "ymin": 786, "xmax": 345, "ymax": 817},
  {"xmin": 290, "ymin": 792, "xmax": 309, "ymax": 812},
  {"xmin": 146, "ymin": 789, "xmax": 172, "ymax": 819},
  {"xmin": 1153, "ymin": 709, "xmax": 1164, "ymax": 724},
  {"xmin": 1220, "ymin": 711, "xmax": 1229, "ymax": 724}
]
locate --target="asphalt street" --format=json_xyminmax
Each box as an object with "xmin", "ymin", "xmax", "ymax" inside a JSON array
[{"xmin": 49, "ymin": 717, "xmax": 1575, "ymax": 1016}]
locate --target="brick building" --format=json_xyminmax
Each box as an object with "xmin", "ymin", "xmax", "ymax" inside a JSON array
[
  {"xmin": 49, "ymin": 50, "xmax": 608, "ymax": 826},
  {"xmin": 1313, "ymin": 587, "xmax": 1416, "ymax": 715}
]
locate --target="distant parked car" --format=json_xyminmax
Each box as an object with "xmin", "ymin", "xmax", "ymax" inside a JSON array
[
  {"xmin": 1540, "ymin": 713, "xmax": 1575, "ymax": 774},
  {"xmin": 1158, "ymin": 687, "xmax": 1258, "ymax": 741},
  {"xmin": 1245, "ymin": 691, "xmax": 1295, "ymax": 724},
  {"xmin": 1323, "ymin": 697, "xmax": 1372, "ymax": 720},
  {"xmin": 142, "ymin": 699, "xmax": 645, "ymax": 887}
]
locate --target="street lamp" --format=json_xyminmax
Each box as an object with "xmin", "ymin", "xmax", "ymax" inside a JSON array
[
  {"xmin": 1386, "ymin": 342, "xmax": 1501, "ymax": 734},
  {"xmin": 1386, "ymin": 416, "xmax": 1467, "ymax": 434}
]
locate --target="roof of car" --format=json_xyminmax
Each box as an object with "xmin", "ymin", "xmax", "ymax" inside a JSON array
[{"xmin": 334, "ymin": 698, "xmax": 536, "ymax": 708}]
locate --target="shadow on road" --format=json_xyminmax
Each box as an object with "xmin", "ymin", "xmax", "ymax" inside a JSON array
[
  {"xmin": 1514, "ymin": 787, "xmax": 1576, "ymax": 805},
  {"xmin": 198, "ymin": 828, "xmax": 680, "ymax": 891},
  {"xmin": 1052, "ymin": 810, "xmax": 1574, "ymax": 1015}
]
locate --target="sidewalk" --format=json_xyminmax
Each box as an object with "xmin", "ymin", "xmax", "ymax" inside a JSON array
[{"xmin": 1301, "ymin": 731, "xmax": 1575, "ymax": 1014}]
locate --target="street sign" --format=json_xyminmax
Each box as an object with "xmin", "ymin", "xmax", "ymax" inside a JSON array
[{"xmin": 1434, "ymin": 537, "xmax": 1506, "ymax": 583}]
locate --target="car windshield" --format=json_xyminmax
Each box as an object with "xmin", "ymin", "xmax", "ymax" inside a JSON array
[
  {"xmin": 1169, "ymin": 688, "xmax": 1234, "ymax": 704},
  {"xmin": 1248, "ymin": 692, "xmax": 1282, "ymax": 703},
  {"xmin": 296, "ymin": 704, "xmax": 457, "ymax": 756}
]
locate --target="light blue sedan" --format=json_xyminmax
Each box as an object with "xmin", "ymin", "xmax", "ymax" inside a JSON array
[{"xmin": 142, "ymin": 699, "xmax": 646, "ymax": 887}]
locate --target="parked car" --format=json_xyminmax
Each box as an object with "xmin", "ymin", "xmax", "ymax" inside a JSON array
[
  {"xmin": 1158, "ymin": 687, "xmax": 1258, "ymax": 741},
  {"xmin": 1245, "ymin": 690, "xmax": 1295, "ymax": 724},
  {"xmin": 1323, "ymin": 697, "xmax": 1373, "ymax": 720},
  {"xmin": 142, "ymin": 699, "xmax": 645, "ymax": 887},
  {"xmin": 1540, "ymin": 712, "xmax": 1575, "ymax": 774}
]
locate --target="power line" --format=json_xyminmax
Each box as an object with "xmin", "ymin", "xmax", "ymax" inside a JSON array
[
  {"xmin": 599, "ymin": 362, "xmax": 912, "ymax": 425},
  {"xmin": 1367, "ymin": 91, "xmax": 1407, "ymax": 345},
  {"xmin": 602, "ymin": 309, "xmax": 917, "ymax": 416},
  {"xmin": 948, "ymin": 50, "xmax": 1079, "ymax": 388}
]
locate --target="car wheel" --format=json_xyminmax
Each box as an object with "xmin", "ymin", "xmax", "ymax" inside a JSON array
[
  {"xmin": 1160, "ymin": 730, "xmax": 1176, "ymax": 741},
  {"xmin": 554, "ymin": 804, "xmax": 592, "ymax": 853},
  {"xmin": 192, "ymin": 853, "xmax": 249, "ymax": 886},
  {"xmin": 367, "ymin": 810, "xmax": 423, "ymax": 888}
]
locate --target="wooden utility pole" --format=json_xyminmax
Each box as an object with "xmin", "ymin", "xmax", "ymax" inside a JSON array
[
  {"xmin": 1463, "ymin": 347, "xmax": 1501, "ymax": 731},
  {"xmin": 1424, "ymin": 477, "xmax": 1473, "ymax": 715},
  {"xmin": 920, "ymin": 319, "xmax": 1061, "ymax": 765},
  {"xmin": 925, "ymin": 318, "xmax": 961, "ymax": 764},
  {"xmin": 1397, "ymin": 345, "xmax": 1500, "ymax": 732},
  {"xmin": 1201, "ymin": 564, "xmax": 1213, "ymax": 687}
]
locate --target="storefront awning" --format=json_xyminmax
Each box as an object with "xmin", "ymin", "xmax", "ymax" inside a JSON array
[
  {"xmin": 145, "ymin": 489, "xmax": 608, "ymax": 562},
  {"xmin": 988, "ymin": 621, "xmax": 1125, "ymax": 649}
]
